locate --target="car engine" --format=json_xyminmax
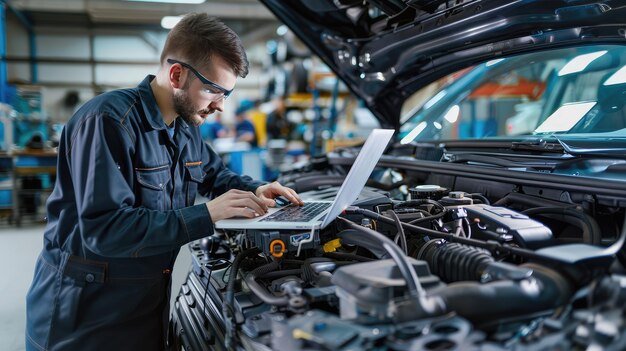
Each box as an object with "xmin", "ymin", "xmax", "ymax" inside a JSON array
[{"xmin": 169, "ymin": 150, "xmax": 626, "ymax": 351}]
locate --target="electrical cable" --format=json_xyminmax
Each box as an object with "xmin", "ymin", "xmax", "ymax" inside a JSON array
[
  {"xmin": 406, "ymin": 199, "xmax": 447, "ymax": 225},
  {"xmin": 244, "ymin": 261, "xmax": 290, "ymax": 306},
  {"xmin": 201, "ymin": 259, "xmax": 225, "ymax": 327},
  {"xmin": 223, "ymin": 248, "xmax": 260, "ymax": 350},
  {"xmin": 346, "ymin": 206, "xmax": 568, "ymax": 265},
  {"xmin": 338, "ymin": 217, "xmax": 423, "ymax": 296},
  {"xmin": 339, "ymin": 217, "xmax": 446, "ymax": 316},
  {"xmin": 463, "ymin": 217, "xmax": 472, "ymax": 239},
  {"xmin": 469, "ymin": 193, "xmax": 490, "ymax": 205},
  {"xmin": 522, "ymin": 206, "xmax": 601, "ymax": 245},
  {"xmin": 221, "ymin": 262, "xmax": 233, "ymax": 285},
  {"xmin": 389, "ymin": 210, "xmax": 408, "ymax": 255}
]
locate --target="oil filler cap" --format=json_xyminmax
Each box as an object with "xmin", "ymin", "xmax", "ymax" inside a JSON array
[{"xmin": 269, "ymin": 239, "xmax": 286, "ymax": 258}]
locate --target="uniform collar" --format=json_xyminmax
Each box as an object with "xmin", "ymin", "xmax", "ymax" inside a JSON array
[
  {"xmin": 138, "ymin": 75, "xmax": 193, "ymax": 133},
  {"xmin": 137, "ymin": 75, "xmax": 167, "ymax": 131}
]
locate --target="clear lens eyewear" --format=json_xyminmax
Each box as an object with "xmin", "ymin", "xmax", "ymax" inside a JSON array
[{"xmin": 167, "ymin": 58, "xmax": 233, "ymax": 100}]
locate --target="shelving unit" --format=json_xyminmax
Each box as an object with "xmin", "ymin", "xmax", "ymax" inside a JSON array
[
  {"xmin": 284, "ymin": 71, "xmax": 357, "ymax": 156},
  {"xmin": 12, "ymin": 149, "xmax": 57, "ymax": 226},
  {"xmin": 0, "ymin": 149, "xmax": 57, "ymax": 225},
  {"xmin": 0, "ymin": 152, "xmax": 13, "ymax": 222}
]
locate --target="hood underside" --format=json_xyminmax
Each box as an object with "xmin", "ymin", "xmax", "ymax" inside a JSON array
[{"xmin": 260, "ymin": 0, "xmax": 626, "ymax": 129}]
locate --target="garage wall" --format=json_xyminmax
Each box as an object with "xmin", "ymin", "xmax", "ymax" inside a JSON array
[{"xmin": 5, "ymin": 18, "xmax": 265, "ymax": 124}]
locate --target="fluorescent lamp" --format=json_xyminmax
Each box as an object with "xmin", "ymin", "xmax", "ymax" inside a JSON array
[
  {"xmin": 534, "ymin": 101, "xmax": 596, "ymax": 133},
  {"xmin": 603, "ymin": 65, "xmax": 626, "ymax": 86},
  {"xmin": 401, "ymin": 122, "xmax": 427, "ymax": 144},
  {"xmin": 161, "ymin": 16, "xmax": 183, "ymax": 29},
  {"xmin": 558, "ymin": 51, "xmax": 607, "ymax": 76},
  {"xmin": 443, "ymin": 105, "xmax": 460, "ymax": 123},
  {"xmin": 433, "ymin": 121, "xmax": 442, "ymax": 129},
  {"xmin": 127, "ymin": 0, "xmax": 206, "ymax": 3}
]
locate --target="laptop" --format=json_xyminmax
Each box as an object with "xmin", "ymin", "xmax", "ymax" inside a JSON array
[{"xmin": 215, "ymin": 129, "xmax": 394, "ymax": 230}]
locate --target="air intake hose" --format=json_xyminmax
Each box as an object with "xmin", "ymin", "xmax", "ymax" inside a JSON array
[
  {"xmin": 417, "ymin": 240, "xmax": 573, "ymax": 323},
  {"xmin": 438, "ymin": 263, "xmax": 573, "ymax": 323},
  {"xmin": 417, "ymin": 240, "xmax": 494, "ymax": 283}
]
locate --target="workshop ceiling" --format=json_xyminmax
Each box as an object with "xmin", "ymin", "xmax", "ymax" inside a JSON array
[{"xmin": 7, "ymin": 0, "xmax": 278, "ymax": 35}]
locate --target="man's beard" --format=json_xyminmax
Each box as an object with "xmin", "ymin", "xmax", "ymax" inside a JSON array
[{"xmin": 173, "ymin": 84, "xmax": 214, "ymax": 126}]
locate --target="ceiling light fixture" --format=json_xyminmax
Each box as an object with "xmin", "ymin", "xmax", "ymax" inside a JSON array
[{"xmin": 161, "ymin": 16, "xmax": 183, "ymax": 29}]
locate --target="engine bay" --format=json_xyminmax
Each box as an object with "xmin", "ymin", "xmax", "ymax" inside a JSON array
[{"xmin": 170, "ymin": 150, "xmax": 626, "ymax": 351}]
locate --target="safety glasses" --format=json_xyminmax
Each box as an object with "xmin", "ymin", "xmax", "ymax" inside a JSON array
[{"xmin": 167, "ymin": 58, "xmax": 233, "ymax": 100}]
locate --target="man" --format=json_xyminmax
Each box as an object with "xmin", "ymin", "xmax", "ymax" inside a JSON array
[
  {"xmin": 25, "ymin": 13, "xmax": 302, "ymax": 351},
  {"xmin": 265, "ymin": 97, "xmax": 294, "ymax": 140},
  {"xmin": 203, "ymin": 112, "xmax": 229, "ymax": 141},
  {"xmin": 234, "ymin": 104, "xmax": 258, "ymax": 147}
]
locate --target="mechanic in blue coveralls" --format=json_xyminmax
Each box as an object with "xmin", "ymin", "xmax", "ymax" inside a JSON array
[{"xmin": 25, "ymin": 13, "xmax": 303, "ymax": 351}]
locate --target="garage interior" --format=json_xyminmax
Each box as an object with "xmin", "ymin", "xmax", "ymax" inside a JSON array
[
  {"xmin": 3, "ymin": 1, "xmax": 626, "ymax": 351},
  {"xmin": 0, "ymin": 1, "xmax": 341, "ymax": 350}
]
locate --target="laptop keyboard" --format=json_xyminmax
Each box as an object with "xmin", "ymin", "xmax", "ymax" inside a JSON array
[{"xmin": 260, "ymin": 202, "xmax": 331, "ymax": 222}]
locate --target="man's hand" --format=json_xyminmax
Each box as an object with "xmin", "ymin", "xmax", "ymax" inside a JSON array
[
  {"xmin": 255, "ymin": 181, "xmax": 304, "ymax": 207},
  {"xmin": 206, "ymin": 189, "xmax": 269, "ymax": 222}
]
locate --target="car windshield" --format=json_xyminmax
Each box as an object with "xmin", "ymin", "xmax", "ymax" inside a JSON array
[{"xmin": 399, "ymin": 45, "xmax": 626, "ymax": 143}]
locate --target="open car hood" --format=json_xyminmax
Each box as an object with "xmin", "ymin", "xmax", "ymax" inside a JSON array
[{"xmin": 259, "ymin": 0, "xmax": 626, "ymax": 130}]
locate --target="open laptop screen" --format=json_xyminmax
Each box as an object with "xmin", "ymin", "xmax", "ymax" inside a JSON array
[{"xmin": 320, "ymin": 128, "xmax": 394, "ymax": 228}]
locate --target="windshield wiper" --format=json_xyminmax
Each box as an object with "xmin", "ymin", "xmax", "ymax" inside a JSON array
[
  {"xmin": 446, "ymin": 153, "xmax": 543, "ymax": 171},
  {"xmin": 511, "ymin": 137, "xmax": 626, "ymax": 157},
  {"xmin": 510, "ymin": 139, "xmax": 564, "ymax": 152},
  {"xmin": 552, "ymin": 135, "xmax": 626, "ymax": 157}
]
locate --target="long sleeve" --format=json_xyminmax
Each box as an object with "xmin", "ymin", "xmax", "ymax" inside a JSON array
[
  {"xmin": 198, "ymin": 140, "xmax": 266, "ymax": 198},
  {"xmin": 67, "ymin": 113, "xmax": 212, "ymax": 257}
]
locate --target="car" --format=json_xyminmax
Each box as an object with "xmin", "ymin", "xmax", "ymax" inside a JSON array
[{"xmin": 169, "ymin": 1, "xmax": 626, "ymax": 350}]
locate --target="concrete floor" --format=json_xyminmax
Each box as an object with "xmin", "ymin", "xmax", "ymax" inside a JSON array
[{"xmin": 0, "ymin": 224, "xmax": 192, "ymax": 351}]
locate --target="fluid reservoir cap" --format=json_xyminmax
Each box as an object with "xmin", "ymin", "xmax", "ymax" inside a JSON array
[
  {"xmin": 449, "ymin": 191, "xmax": 465, "ymax": 199},
  {"xmin": 409, "ymin": 185, "xmax": 448, "ymax": 200},
  {"xmin": 440, "ymin": 191, "xmax": 473, "ymax": 206},
  {"xmin": 269, "ymin": 239, "xmax": 286, "ymax": 258},
  {"xmin": 415, "ymin": 185, "xmax": 441, "ymax": 191}
]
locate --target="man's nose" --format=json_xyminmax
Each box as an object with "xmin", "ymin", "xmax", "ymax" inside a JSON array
[{"xmin": 209, "ymin": 98, "xmax": 224, "ymax": 112}]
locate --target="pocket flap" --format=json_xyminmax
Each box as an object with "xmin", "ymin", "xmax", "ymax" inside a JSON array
[
  {"xmin": 136, "ymin": 166, "xmax": 171, "ymax": 190},
  {"xmin": 184, "ymin": 163, "xmax": 204, "ymax": 183}
]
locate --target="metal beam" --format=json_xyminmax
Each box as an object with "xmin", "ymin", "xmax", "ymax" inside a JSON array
[
  {"xmin": 9, "ymin": 0, "xmax": 275, "ymax": 22},
  {"xmin": 3, "ymin": 56, "xmax": 159, "ymax": 65},
  {"xmin": 2, "ymin": 0, "xmax": 37, "ymax": 83},
  {"xmin": 0, "ymin": 2, "xmax": 6, "ymax": 103}
]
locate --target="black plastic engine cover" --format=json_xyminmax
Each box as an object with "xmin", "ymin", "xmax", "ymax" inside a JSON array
[{"xmin": 330, "ymin": 257, "xmax": 444, "ymax": 305}]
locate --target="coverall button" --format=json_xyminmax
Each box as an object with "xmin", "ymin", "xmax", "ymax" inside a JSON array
[{"xmin": 85, "ymin": 273, "xmax": 95, "ymax": 283}]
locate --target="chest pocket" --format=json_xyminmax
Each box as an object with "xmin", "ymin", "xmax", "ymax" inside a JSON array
[
  {"xmin": 184, "ymin": 162, "xmax": 204, "ymax": 206},
  {"xmin": 135, "ymin": 165, "xmax": 171, "ymax": 210}
]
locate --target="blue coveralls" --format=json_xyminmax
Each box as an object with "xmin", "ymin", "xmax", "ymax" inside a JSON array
[{"xmin": 25, "ymin": 75, "xmax": 264, "ymax": 350}]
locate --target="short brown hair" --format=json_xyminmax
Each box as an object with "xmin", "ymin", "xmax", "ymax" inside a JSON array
[{"xmin": 160, "ymin": 13, "xmax": 249, "ymax": 78}]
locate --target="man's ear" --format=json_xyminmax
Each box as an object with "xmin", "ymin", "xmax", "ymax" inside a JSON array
[{"xmin": 169, "ymin": 64, "xmax": 185, "ymax": 89}]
